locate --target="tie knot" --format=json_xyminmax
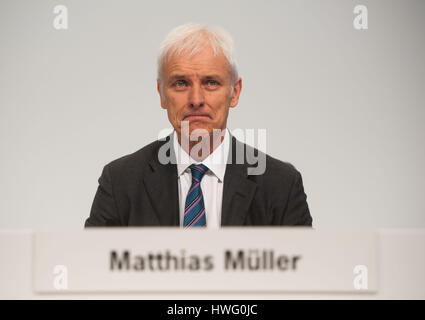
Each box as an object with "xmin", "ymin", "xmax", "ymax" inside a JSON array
[{"xmin": 189, "ymin": 164, "xmax": 209, "ymax": 182}]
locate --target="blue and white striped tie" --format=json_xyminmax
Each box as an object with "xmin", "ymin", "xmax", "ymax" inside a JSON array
[{"xmin": 183, "ymin": 164, "xmax": 208, "ymax": 227}]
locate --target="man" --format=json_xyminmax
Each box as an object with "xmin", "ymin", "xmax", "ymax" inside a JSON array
[{"xmin": 85, "ymin": 23, "xmax": 312, "ymax": 228}]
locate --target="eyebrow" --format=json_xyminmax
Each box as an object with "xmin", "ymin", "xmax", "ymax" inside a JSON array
[
  {"xmin": 168, "ymin": 74, "xmax": 187, "ymax": 81},
  {"xmin": 203, "ymin": 74, "xmax": 222, "ymax": 80},
  {"xmin": 168, "ymin": 74, "xmax": 223, "ymax": 82}
]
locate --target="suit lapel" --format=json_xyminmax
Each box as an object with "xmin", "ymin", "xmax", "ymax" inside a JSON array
[
  {"xmin": 143, "ymin": 135, "xmax": 180, "ymax": 226},
  {"xmin": 142, "ymin": 133, "xmax": 257, "ymax": 227},
  {"xmin": 221, "ymin": 136, "xmax": 257, "ymax": 226}
]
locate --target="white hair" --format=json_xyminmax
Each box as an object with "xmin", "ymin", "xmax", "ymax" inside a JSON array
[{"xmin": 157, "ymin": 23, "xmax": 239, "ymax": 88}]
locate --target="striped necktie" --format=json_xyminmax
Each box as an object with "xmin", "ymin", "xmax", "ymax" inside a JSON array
[{"xmin": 183, "ymin": 164, "xmax": 208, "ymax": 228}]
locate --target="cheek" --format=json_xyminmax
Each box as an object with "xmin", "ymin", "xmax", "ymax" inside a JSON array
[
  {"xmin": 208, "ymin": 93, "xmax": 229, "ymax": 117},
  {"xmin": 165, "ymin": 94, "xmax": 186, "ymax": 117}
]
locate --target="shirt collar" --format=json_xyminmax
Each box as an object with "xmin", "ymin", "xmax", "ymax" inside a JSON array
[{"xmin": 173, "ymin": 128, "xmax": 230, "ymax": 182}]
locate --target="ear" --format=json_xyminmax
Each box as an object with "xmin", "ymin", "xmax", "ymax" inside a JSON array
[
  {"xmin": 229, "ymin": 77, "xmax": 242, "ymax": 108},
  {"xmin": 157, "ymin": 79, "xmax": 167, "ymax": 109}
]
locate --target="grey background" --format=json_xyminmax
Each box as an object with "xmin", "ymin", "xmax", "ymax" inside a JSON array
[{"xmin": 0, "ymin": 0, "xmax": 424, "ymax": 229}]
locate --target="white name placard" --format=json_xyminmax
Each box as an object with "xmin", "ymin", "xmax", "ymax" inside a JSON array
[{"xmin": 33, "ymin": 228, "xmax": 378, "ymax": 293}]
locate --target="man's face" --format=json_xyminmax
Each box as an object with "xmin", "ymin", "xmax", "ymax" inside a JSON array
[{"xmin": 157, "ymin": 43, "xmax": 242, "ymax": 140}]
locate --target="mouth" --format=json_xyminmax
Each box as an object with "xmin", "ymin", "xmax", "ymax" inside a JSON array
[{"xmin": 183, "ymin": 114, "xmax": 211, "ymax": 121}]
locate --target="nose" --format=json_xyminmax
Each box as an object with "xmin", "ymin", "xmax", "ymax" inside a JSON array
[{"xmin": 188, "ymin": 83, "xmax": 205, "ymax": 109}]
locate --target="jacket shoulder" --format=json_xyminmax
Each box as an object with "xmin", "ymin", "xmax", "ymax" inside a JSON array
[
  {"xmin": 240, "ymin": 138, "xmax": 300, "ymax": 179},
  {"xmin": 104, "ymin": 138, "xmax": 164, "ymax": 176},
  {"xmin": 265, "ymin": 153, "xmax": 300, "ymax": 178}
]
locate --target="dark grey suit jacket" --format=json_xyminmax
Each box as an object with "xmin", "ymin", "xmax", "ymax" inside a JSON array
[{"xmin": 85, "ymin": 134, "xmax": 312, "ymax": 227}]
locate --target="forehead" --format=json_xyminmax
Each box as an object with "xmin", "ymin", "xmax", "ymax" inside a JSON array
[{"xmin": 164, "ymin": 44, "xmax": 230, "ymax": 78}]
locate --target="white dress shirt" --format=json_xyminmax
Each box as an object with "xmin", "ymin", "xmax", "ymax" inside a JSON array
[{"xmin": 173, "ymin": 129, "xmax": 230, "ymax": 229}]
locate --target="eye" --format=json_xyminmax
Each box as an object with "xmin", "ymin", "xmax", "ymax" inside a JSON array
[
  {"xmin": 206, "ymin": 80, "xmax": 219, "ymax": 87},
  {"xmin": 174, "ymin": 80, "xmax": 187, "ymax": 88}
]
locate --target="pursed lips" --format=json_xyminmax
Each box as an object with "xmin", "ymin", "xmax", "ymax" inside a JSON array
[{"xmin": 183, "ymin": 113, "xmax": 211, "ymax": 120}]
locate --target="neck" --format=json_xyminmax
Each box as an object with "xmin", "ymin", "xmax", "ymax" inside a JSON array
[{"xmin": 177, "ymin": 129, "xmax": 226, "ymax": 161}]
